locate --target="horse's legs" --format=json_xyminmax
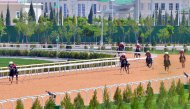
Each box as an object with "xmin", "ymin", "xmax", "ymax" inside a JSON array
[{"xmin": 16, "ymin": 75, "xmax": 18, "ymax": 84}]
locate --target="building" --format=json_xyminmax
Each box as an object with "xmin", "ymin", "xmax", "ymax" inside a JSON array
[{"xmin": 0, "ymin": 0, "xmax": 42, "ymax": 25}]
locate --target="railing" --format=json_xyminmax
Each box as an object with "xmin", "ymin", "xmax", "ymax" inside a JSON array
[
  {"xmin": 0, "ymin": 74, "xmax": 187, "ymax": 109},
  {"xmin": 0, "ymin": 54, "xmax": 157, "ymax": 79}
]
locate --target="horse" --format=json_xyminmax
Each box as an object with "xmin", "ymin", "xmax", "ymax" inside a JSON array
[
  {"xmin": 9, "ymin": 66, "xmax": 18, "ymax": 84},
  {"xmin": 134, "ymin": 48, "xmax": 141, "ymax": 58},
  {"xmin": 164, "ymin": 54, "xmax": 171, "ymax": 71},
  {"xmin": 179, "ymin": 54, "xmax": 186, "ymax": 68},
  {"xmin": 120, "ymin": 56, "xmax": 130, "ymax": 74},
  {"xmin": 146, "ymin": 57, "xmax": 152, "ymax": 68}
]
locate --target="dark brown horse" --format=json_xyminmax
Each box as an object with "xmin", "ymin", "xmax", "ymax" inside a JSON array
[
  {"xmin": 179, "ymin": 54, "xmax": 186, "ymax": 68},
  {"xmin": 164, "ymin": 53, "xmax": 171, "ymax": 71}
]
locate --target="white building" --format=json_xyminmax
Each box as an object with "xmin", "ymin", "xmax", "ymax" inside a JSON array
[{"xmin": 0, "ymin": 0, "xmax": 42, "ymax": 25}]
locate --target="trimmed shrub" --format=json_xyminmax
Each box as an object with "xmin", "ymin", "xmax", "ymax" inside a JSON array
[
  {"xmin": 157, "ymin": 81, "xmax": 167, "ymax": 109},
  {"xmin": 188, "ymin": 79, "xmax": 190, "ymax": 102},
  {"xmin": 31, "ymin": 98, "xmax": 42, "ymax": 109},
  {"xmin": 178, "ymin": 82, "xmax": 186, "ymax": 105},
  {"xmin": 61, "ymin": 93, "xmax": 74, "ymax": 109},
  {"xmin": 123, "ymin": 85, "xmax": 132, "ymax": 103},
  {"xmin": 164, "ymin": 99, "xmax": 172, "ymax": 109},
  {"xmin": 176, "ymin": 79, "xmax": 182, "ymax": 95},
  {"xmin": 88, "ymin": 90, "xmax": 99, "ymax": 109},
  {"xmin": 47, "ymin": 45, "xmax": 53, "ymax": 48},
  {"xmin": 103, "ymin": 86, "xmax": 111, "ymax": 109},
  {"xmin": 16, "ymin": 99, "xmax": 24, "ymax": 109},
  {"xmin": 168, "ymin": 80, "xmax": 177, "ymax": 105},
  {"xmin": 144, "ymin": 82, "xmax": 154, "ymax": 109},
  {"xmin": 44, "ymin": 98, "xmax": 56, "ymax": 109},
  {"xmin": 74, "ymin": 93, "xmax": 85, "ymax": 109},
  {"xmin": 113, "ymin": 87, "xmax": 123, "ymax": 105},
  {"xmin": 136, "ymin": 83, "xmax": 144, "ymax": 100},
  {"xmin": 131, "ymin": 89, "xmax": 140, "ymax": 109}
]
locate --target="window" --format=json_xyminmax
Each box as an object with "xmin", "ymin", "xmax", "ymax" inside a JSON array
[
  {"xmin": 140, "ymin": 3, "xmax": 144, "ymax": 10},
  {"xmin": 176, "ymin": 3, "xmax": 179, "ymax": 10},
  {"xmin": 16, "ymin": 11, "xmax": 20, "ymax": 19},
  {"xmin": 49, "ymin": 2, "xmax": 52, "ymax": 9},
  {"xmin": 64, "ymin": 4, "xmax": 67, "ymax": 17},
  {"xmin": 41, "ymin": 2, "xmax": 43, "ymax": 10},
  {"xmin": 93, "ymin": 4, "xmax": 96, "ymax": 14},
  {"xmin": 103, "ymin": 5, "xmax": 106, "ymax": 10},
  {"xmin": 161, "ymin": 3, "xmax": 165, "ymax": 10},
  {"xmin": 45, "ymin": 2, "xmax": 48, "ymax": 13},
  {"xmin": 148, "ymin": 3, "xmax": 152, "ymax": 10},
  {"xmin": 155, "ymin": 3, "xmax": 158, "ymax": 10},
  {"xmin": 78, "ymin": 4, "xmax": 81, "ymax": 17},
  {"xmin": 169, "ymin": 3, "xmax": 173, "ymax": 10},
  {"xmin": 82, "ymin": 4, "xmax": 85, "ymax": 17}
]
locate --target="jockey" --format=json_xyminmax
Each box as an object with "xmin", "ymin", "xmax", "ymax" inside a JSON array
[
  {"xmin": 120, "ymin": 53, "xmax": 129, "ymax": 67},
  {"xmin": 179, "ymin": 49, "xmax": 185, "ymax": 55},
  {"xmin": 118, "ymin": 42, "xmax": 125, "ymax": 51},
  {"xmin": 145, "ymin": 51, "xmax": 152, "ymax": 67},
  {"xmin": 135, "ymin": 43, "xmax": 141, "ymax": 52},
  {"xmin": 164, "ymin": 52, "xmax": 170, "ymax": 60},
  {"xmin": 8, "ymin": 61, "xmax": 14, "ymax": 81},
  {"xmin": 179, "ymin": 49, "xmax": 186, "ymax": 63}
]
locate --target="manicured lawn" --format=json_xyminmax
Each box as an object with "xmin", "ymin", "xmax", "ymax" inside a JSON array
[{"xmin": 0, "ymin": 58, "xmax": 51, "ymax": 67}]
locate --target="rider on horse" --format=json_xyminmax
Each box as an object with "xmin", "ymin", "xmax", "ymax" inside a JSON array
[
  {"xmin": 164, "ymin": 52, "xmax": 171, "ymax": 71},
  {"xmin": 135, "ymin": 43, "xmax": 141, "ymax": 58},
  {"xmin": 145, "ymin": 50, "xmax": 152, "ymax": 67},
  {"xmin": 8, "ymin": 61, "xmax": 18, "ymax": 83},
  {"xmin": 120, "ymin": 53, "xmax": 130, "ymax": 74},
  {"xmin": 179, "ymin": 49, "xmax": 186, "ymax": 68}
]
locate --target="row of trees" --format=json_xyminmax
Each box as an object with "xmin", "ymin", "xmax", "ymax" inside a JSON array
[
  {"xmin": 1, "ymin": 3, "xmax": 190, "ymax": 44},
  {"xmin": 15, "ymin": 79, "xmax": 190, "ymax": 109}
]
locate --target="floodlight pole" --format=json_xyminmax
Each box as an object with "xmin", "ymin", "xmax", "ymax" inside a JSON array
[{"xmin": 100, "ymin": 12, "xmax": 104, "ymax": 46}]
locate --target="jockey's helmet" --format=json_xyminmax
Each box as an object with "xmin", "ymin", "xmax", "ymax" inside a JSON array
[
  {"xmin": 9, "ymin": 61, "xmax": 13, "ymax": 64},
  {"xmin": 165, "ymin": 52, "xmax": 169, "ymax": 54},
  {"xmin": 146, "ymin": 50, "xmax": 150, "ymax": 53},
  {"xmin": 181, "ymin": 49, "xmax": 184, "ymax": 52}
]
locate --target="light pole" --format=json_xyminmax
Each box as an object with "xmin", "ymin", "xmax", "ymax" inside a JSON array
[{"xmin": 110, "ymin": 0, "xmax": 115, "ymax": 22}]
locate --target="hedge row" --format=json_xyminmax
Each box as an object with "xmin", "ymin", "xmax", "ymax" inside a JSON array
[{"xmin": 0, "ymin": 50, "xmax": 113, "ymax": 59}]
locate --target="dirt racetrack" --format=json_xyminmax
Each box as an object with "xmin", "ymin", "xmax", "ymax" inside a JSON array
[{"xmin": 0, "ymin": 54, "xmax": 190, "ymax": 108}]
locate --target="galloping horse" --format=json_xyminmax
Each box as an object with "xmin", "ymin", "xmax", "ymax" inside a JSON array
[
  {"xmin": 8, "ymin": 62, "xmax": 18, "ymax": 84},
  {"xmin": 179, "ymin": 49, "xmax": 186, "ymax": 68},
  {"xmin": 134, "ymin": 43, "xmax": 141, "ymax": 58},
  {"xmin": 120, "ymin": 54, "xmax": 130, "ymax": 74},
  {"xmin": 164, "ymin": 52, "xmax": 171, "ymax": 71},
  {"xmin": 145, "ymin": 51, "xmax": 152, "ymax": 68}
]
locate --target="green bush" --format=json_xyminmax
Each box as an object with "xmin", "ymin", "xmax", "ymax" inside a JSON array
[
  {"xmin": 16, "ymin": 99, "xmax": 24, "ymax": 109},
  {"xmin": 61, "ymin": 93, "xmax": 74, "ymax": 109},
  {"xmin": 144, "ymin": 82, "xmax": 154, "ymax": 109},
  {"xmin": 103, "ymin": 86, "xmax": 111, "ymax": 109},
  {"xmin": 88, "ymin": 90, "xmax": 99, "ymax": 109},
  {"xmin": 74, "ymin": 93, "xmax": 85, "ymax": 109},
  {"xmin": 44, "ymin": 98, "xmax": 56, "ymax": 109},
  {"xmin": 157, "ymin": 81, "xmax": 167, "ymax": 109},
  {"xmin": 168, "ymin": 80, "xmax": 177, "ymax": 105},
  {"xmin": 164, "ymin": 99, "xmax": 172, "ymax": 109},
  {"xmin": 31, "ymin": 98, "xmax": 42, "ymax": 109},
  {"xmin": 136, "ymin": 83, "xmax": 144, "ymax": 100},
  {"xmin": 47, "ymin": 45, "xmax": 53, "ymax": 48},
  {"xmin": 131, "ymin": 89, "xmax": 140, "ymax": 109},
  {"xmin": 176, "ymin": 79, "xmax": 182, "ymax": 95},
  {"xmin": 113, "ymin": 87, "xmax": 123, "ymax": 105},
  {"xmin": 123, "ymin": 85, "xmax": 132, "ymax": 103},
  {"xmin": 125, "ymin": 47, "xmax": 133, "ymax": 51}
]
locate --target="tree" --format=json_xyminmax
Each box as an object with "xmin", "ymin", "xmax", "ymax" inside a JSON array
[
  {"xmin": 157, "ymin": 28, "xmax": 170, "ymax": 43},
  {"xmin": 166, "ymin": 25, "xmax": 174, "ymax": 43},
  {"xmin": 157, "ymin": 81, "xmax": 167, "ymax": 109},
  {"xmin": 164, "ymin": 99, "xmax": 172, "ymax": 109},
  {"xmin": 0, "ymin": 17, "xmax": 6, "ymax": 42},
  {"xmin": 59, "ymin": 7, "xmax": 63, "ymax": 26},
  {"xmin": 88, "ymin": 5, "xmax": 93, "ymax": 24},
  {"xmin": 181, "ymin": 10, "xmax": 186, "ymax": 25},
  {"xmin": 123, "ymin": 85, "xmax": 132, "ymax": 103},
  {"xmin": 28, "ymin": 2, "xmax": 36, "ymax": 22},
  {"xmin": 6, "ymin": 4, "xmax": 11, "ymax": 26},
  {"xmin": 157, "ymin": 9, "xmax": 162, "ymax": 26},
  {"xmin": 16, "ymin": 99, "xmax": 24, "ymax": 109},
  {"xmin": 136, "ymin": 83, "xmax": 144, "ymax": 100},
  {"xmin": 113, "ymin": 87, "xmax": 123, "ymax": 105},
  {"xmin": 61, "ymin": 93, "xmax": 74, "ymax": 109},
  {"xmin": 131, "ymin": 89, "xmax": 140, "ymax": 109},
  {"xmin": 103, "ymin": 86, "xmax": 111, "ymax": 109},
  {"xmin": 1, "ymin": 11, "xmax": 3, "ymax": 23},
  {"xmin": 88, "ymin": 90, "xmax": 99, "ymax": 109},
  {"xmin": 144, "ymin": 82, "xmax": 154, "ymax": 109},
  {"xmin": 127, "ymin": 19, "xmax": 139, "ymax": 43},
  {"xmin": 177, "ymin": 80, "xmax": 186, "ymax": 105},
  {"xmin": 22, "ymin": 22, "xmax": 36, "ymax": 43},
  {"xmin": 44, "ymin": 98, "xmax": 55, "ymax": 109},
  {"xmin": 74, "ymin": 93, "xmax": 85, "ymax": 109},
  {"xmin": 168, "ymin": 80, "xmax": 177, "ymax": 105},
  {"xmin": 142, "ymin": 17, "xmax": 154, "ymax": 43},
  {"xmin": 170, "ymin": 10, "xmax": 174, "ymax": 26},
  {"xmin": 174, "ymin": 11, "xmax": 179, "ymax": 26},
  {"xmin": 49, "ymin": 5, "xmax": 54, "ymax": 21},
  {"xmin": 165, "ymin": 12, "xmax": 169, "ymax": 25},
  {"xmin": 31, "ymin": 98, "xmax": 42, "ymax": 109}
]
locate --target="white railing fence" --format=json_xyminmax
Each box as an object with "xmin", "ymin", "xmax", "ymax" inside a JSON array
[{"xmin": 0, "ymin": 74, "xmax": 188, "ymax": 109}]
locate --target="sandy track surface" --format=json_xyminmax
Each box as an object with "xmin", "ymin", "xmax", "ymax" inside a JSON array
[{"xmin": 0, "ymin": 54, "xmax": 189, "ymax": 108}]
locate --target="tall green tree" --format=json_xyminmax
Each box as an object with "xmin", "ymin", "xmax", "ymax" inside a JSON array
[
  {"xmin": 113, "ymin": 87, "xmax": 123, "ymax": 105},
  {"xmin": 61, "ymin": 93, "xmax": 74, "ymax": 109},
  {"xmin": 74, "ymin": 93, "xmax": 85, "ymax": 109},
  {"xmin": 103, "ymin": 86, "xmax": 111, "ymax": 109},
  {"xmin": 49, "ymin": 5, "xmax": 54, "ymax": 21},
  {"xmin": 88, "ymin": 5, "xmax": 93, "ymax": 24},
  {"xmin": 157, "ymin": 9, "xmax": 162, "ymax": 26},
  {"xmin": 142, "ymin": 17, "xmax": 154, "ymax": 43},
  {"xmin": 16, "ymin": 99, "xmax": 24, "ymax": 109},
  {"xmin": 31, "ymin": 98, "xmax": 42, "ymax": 109},
  {"xmin": 144, "ymin": 82, "xmax": 154, "ymax": 109},
  {"xmin": 166, "ymin": 25, "xmax": 174, "ymax": 43},
  {"xmin": 1, "ymin": 11, "xmax": 3, "ymax": 22},
  {"xmin": 88, "ymin": 90, "xmax": 99, "ymax": 109},
  {"xmin": 165, "ymin": 12, "xmax": 169, "ymax": 25},
  {"xmin": 174, "ymin": 11, "xmax": 179, "ymax": 26},
  {"xmin": 28, "ymin": 2, "xmax": 36, "ymax": 22},
  {"xmin": 6, "ymin": 4, "xmax": 11, "ymax": 26},
  {"xmin": 157, "ymin": 81, "xmax": 167, "ymax": 109},
  {"xmin": 44, "ymin": 98, "xmax": 55, "ymax": 109},
  {"xmin": 157, "ymin": 28, "xmax": 170, "ymax": 43},
  {"xmin": 0, "ymin": 17, "xmax": 6, "ymax": 42},
  {"xmin": 170, "ymin": 10, "xmax": 174, "ymax": 26}
]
